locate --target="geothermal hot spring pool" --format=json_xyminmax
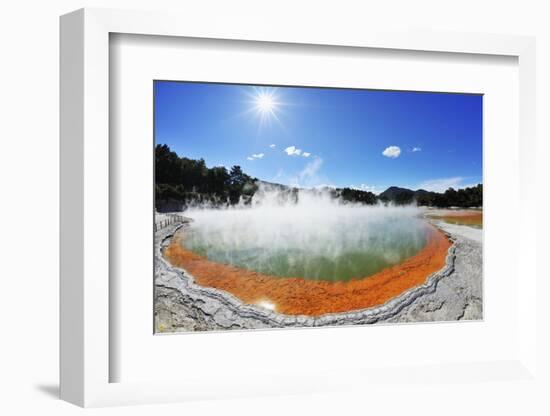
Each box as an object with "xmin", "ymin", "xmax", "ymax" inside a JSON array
[
  {"xmin": 181, "ymin": 202, "xmax": 431, "ymax": 282},
  {"xmin": 164, "ymin": 194, "xmax": 452, "ymax": 316}
]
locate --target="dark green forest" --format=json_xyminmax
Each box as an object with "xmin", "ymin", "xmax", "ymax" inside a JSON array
[
  {"xmin": 155, "ymin": 144, "xmax": 259, "ymax": 210},
  {"xmin": 155, "ymin": 144, "xmax": 482, "ymax": 211},
  {"xmin": 378, "ymin": 185, "xmax": 483, "ymax": 208}
]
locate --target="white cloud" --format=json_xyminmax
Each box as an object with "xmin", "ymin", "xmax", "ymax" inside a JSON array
[
  {"xmin": 247, "ymin": 153, "xmax": 264, "ymax": 161},
  {"xmin": 351, "ymin": 184, "xmax": 382, "ymax": 195},
  {"xmin": 284, "ymin": 146, "xmax": 296, "ymax": 155},
  {"xmin": 272, "ymin": 169, "xmax": 285, "ymax": 182},
  {"xmin": 284, "ymin": 146, "xmax": 303, "ymax": 156},
  {"xmin": 412, "ymin": 147, "xmax": 422, "ymax": 152},
  {"xmin": 416, "ymin": 177, "xmax": 467, "ymax": 193},
  {"xmin": 285, "ymin": 145, "xmax": 313, "ymax": 157},
  {"xmin": 382, "ymin": 146, "xmax": 401, "ymax": 158},
  {"xmin": 297, "ymin": 157, "xmax": 323, "ymax": 185},
  {"xmin": 313, "ymin": 184, "xmax": 336, "ymax": 189},
  {"xmin": 269, "ymin": 144, "xmax": 276, "ymax": 148},
  {"xmin": 274, "ymin": 156, "xmax": 330, "ymax": 189}
]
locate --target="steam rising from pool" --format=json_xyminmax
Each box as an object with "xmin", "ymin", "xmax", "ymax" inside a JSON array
[{"xmin": 182, "ymin": 188, "xmax": 430, "ymax": 281}]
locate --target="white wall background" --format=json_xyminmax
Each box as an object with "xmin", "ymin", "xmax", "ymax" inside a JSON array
[{"xmin": 0, "ymin": 0, "xmax": 548, "ymax": 414}]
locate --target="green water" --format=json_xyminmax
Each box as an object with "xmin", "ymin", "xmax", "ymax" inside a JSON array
[{"xmin": 182, "ymin": 213, "xmax": 429, "ymax": 282}]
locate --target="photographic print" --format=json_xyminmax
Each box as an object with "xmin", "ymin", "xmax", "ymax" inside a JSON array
[{"xmin": 154, "ymin": 81, "xmax": 482, "ymax": 333}]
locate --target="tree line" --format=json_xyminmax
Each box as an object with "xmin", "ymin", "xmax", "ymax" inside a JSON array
[
  {"xmin": 378, "ymin": 185, "xmax": 482, "ymax": 207},
  {"xmin": 415, "ymin": 185, "xmax": 483, "ymax": 208},
  {"xmin": 155, "ymin": 144, "xmax": 258, "ymax": 211},
  {"xmin": 155, "ymin": 144, "xmax": 482, "ymax": 211}
]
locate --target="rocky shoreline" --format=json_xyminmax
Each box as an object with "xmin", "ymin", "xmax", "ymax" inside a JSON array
[
  {"xmin": 154, "ymin": 217, "xmax": 482, "ymax": 333},
  {"xmin": 384, "ymin": 219, "xmax": 483, "ymax": 323}
]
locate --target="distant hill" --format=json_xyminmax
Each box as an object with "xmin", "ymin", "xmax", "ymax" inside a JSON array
[
  {"xmin": 379, "ymin": 186, "xmax": 415, "ymax": 201},
  {"xmin": 378, "ymin": 185, "xmax": 482, "ymax": 207},
  {"xmin": 378, "ymin": 186, "xmax": 432, "ymax": 204}
]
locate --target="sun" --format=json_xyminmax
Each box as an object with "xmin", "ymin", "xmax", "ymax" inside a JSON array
[
  {"xmin": 256, "ymin": 93, "xmax": 275, "ymax": 113},
  {"xmin": 243, "ymin": 87, "xmax": 284, "ymax": 130}
]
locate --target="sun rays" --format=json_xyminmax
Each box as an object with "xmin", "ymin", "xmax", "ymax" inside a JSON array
[{"xmin": 243, "ymin": 87, "xmax": 286, "ymax": 131}]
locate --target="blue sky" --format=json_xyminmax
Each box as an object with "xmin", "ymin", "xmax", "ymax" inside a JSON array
[{"xmin": 155, "ymin": 81, "xmax": 482, "ymax": 194}]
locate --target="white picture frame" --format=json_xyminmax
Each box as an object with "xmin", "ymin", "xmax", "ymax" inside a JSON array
[{"xmin": 60, "ymin": 7, "xmax": 538, "ymax": 407}]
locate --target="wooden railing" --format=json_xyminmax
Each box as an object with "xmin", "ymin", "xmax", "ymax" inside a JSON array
[{"xmin": 154, "ymin": 214, "xmax": 186, "ymax": 232}]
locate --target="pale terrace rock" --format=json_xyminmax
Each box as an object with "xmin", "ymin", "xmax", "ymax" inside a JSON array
[
  {"xmin": 154, "ymin": 215, "xmax": 483, "ymax": 333},
  {"xmin": 383, "ymin": 219, "xmax": 482, "ymax": 323}
]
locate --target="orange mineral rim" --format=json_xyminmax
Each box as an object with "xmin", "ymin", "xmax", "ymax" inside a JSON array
[{"xmin": 163, "ymin": 223, "xmax": 452, "ymax": 316}]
